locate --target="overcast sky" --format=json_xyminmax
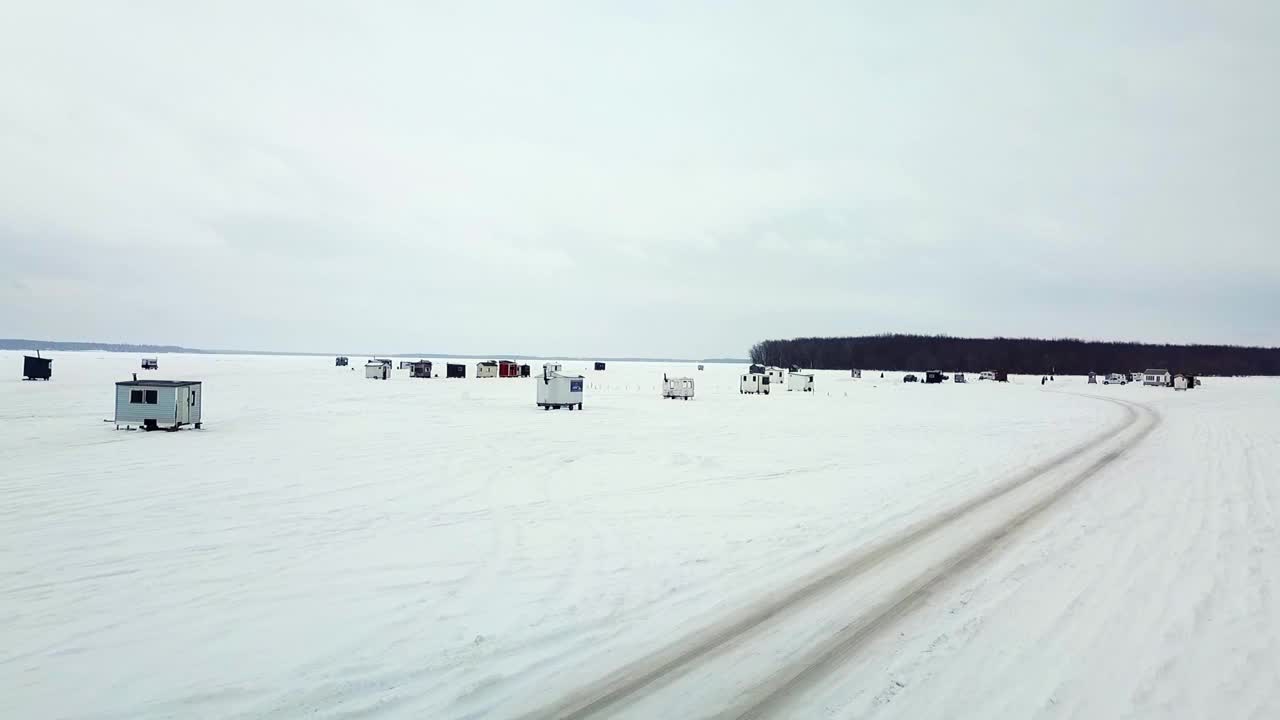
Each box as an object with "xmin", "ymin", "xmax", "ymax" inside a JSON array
[{"xmin": 1, "ymin": 1, "xmax": 1277, "ymax": 357}]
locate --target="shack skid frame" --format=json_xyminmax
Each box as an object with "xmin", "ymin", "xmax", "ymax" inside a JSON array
[
  {"xmin": 538, "ymin": 402, "xmax": 583, "ymax": 411},
  {"xmin": 107, "ymin": 420, "xmax": 202, "ymax": 432}
]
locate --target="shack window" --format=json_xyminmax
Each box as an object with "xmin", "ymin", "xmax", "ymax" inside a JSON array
[
  {"xmin": 145, "ymin": 390, "xmax": 158, "ymax": 404},
  {"xmin": 130, "ymin": 389, "xmax": 143, "ymax": 403}
]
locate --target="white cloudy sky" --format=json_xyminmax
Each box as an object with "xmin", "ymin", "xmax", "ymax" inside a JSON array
[{"xmin": 1, "ymin": 1, "xmax": 1277, "ymax": 357}]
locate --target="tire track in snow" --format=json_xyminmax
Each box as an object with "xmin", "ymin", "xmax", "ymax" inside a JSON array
[
  {"xmin": 722, "ymin": 396, "xmax": 1161, "ymax": 719},
  {"xmin": 524, "ymin": 393, "xmax": 1160, "ymax": 720}
]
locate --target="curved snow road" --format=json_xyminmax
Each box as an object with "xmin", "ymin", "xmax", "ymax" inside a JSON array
[{"xmin": 524, "ymin": 392, "xmax": 1162, "ymax": 720}]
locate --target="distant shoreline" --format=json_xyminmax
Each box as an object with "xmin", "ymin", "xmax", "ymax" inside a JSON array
[{"xmin": 0, "ymin": 339, "xmax": 747, "ymax": 365}]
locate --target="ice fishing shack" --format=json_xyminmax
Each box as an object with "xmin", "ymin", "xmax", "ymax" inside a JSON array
[
  {"xmin": 789, "ymin": 372, "xmax": 815, "ymax": 392},
  {"xmin": 365, "ymin": 360, "xmax": 391, "ymax": 379},
  {"xmin": 114, "ymin": 377, "xmax": 202, "ymax": 431},
  {"xmin": 662, "ymin": 375, "xmax": 695, "ymax": 400},
  {"xmin": 1143, "ymin": 369, "xmax": 1171, "ymax": 387},
  {"xmin": 23, "ymin": 353, "xmax": 52, "ymax": 380},
  {"xmin": 476, "ymin": 361, "xmax": 499, "ymax": 378},
  {"xmin": 447, "ymin": 363, "xmax": 466, "ymax": 379},
  {"xmin": 740, "ymin": 372, "xmax": 771, "ymax": 394},
  {"xmin": 141, "ymin": 358, "xmax": 159, "ymax": 370},
  {"xmin": 335, "ymin": 356, "xmax": 349, "ymax": 367},
  {"xmin": 766, "ymin": 367, "xmax": 786, "ymax": 387},
  {"xmin": 537, "ymin": 363, "xmax": 584, "ymax": 410},
  {"xmin": 410, "ymin": 360, "xmax": 433, "ymax": 378}
]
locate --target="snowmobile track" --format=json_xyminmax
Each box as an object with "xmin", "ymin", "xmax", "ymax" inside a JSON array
[{"xmin": 526, "ymin": 393, "xmax": 1160, "ymax": 720}]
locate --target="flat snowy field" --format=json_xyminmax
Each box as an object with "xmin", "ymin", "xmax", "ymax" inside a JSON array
[{"xmin": 2, "ymin": 352, "xmax": 1276, "ymax": 719}]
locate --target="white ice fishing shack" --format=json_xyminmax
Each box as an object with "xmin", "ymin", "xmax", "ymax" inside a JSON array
[
  {"xmin": 740, "ymin": 372, "xmax": 771, "ymax": 394},
  {"xmin": 365, "ymin": 360, "xmax": 391, "ymax": 379},
  {"xmin": 537, "ymin": 363, "xmax": 584, "ymax": 410},
  {"xmin": 766, "ymin": 367, "xmax": 786, "ymax": 387},
  {"xmin": 1143, "ymin": 368, "xmax": 1170, "ymax": 387},
  {"xmin": 114, "ymin": 378, "xmax": 202, "ymax": 431},
  {"xmin": 788, "ymin": 372, "xmax": 814, "ymax": 392},
  {"xmin": 662, "ymin": 375, "xmax": 695, "ymax": 400}
]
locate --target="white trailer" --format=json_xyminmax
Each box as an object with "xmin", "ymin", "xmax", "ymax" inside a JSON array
[
  {"xmin": 740, "ymin": 372, "xmax": 770, "ymax": 394},
  {"xmin": 788, "ymin": 372, "xmax": 814, "ymax": 392},
  {"xmin": 662, "ymin": 375, "xmax": 695, "ymax": 400},
  {"xmin": 537, "ymin": 363, "xmax": 584, "ymax": 410}
]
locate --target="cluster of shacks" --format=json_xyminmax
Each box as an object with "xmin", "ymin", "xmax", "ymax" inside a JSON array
[{"xmin": 19, "ymin": 348, "xmax": 1216, "ymax": 435}]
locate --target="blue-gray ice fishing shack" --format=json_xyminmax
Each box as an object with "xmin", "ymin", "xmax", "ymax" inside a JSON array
[{"xmin": 114, "ymin": 378, "xmax": 202, "ymax": 431}]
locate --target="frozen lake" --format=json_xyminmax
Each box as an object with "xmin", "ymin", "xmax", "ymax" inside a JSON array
[{"xmin": 2, "ymin": 352, "xmax": 1277, "ymax": 719}]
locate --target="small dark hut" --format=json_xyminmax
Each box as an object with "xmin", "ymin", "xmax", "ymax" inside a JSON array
[
  {"xmin": 23, "ymin": 353, "xmax": 52, "ymax": 381},
  {"xmin": 410, "ymin": 360, "xmax": 433, "ymax": 378}
]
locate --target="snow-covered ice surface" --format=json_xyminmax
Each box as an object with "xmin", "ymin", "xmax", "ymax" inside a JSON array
[{"xmin": 1, "ymin": 352, "xmax": 1275, "ymax": 719}]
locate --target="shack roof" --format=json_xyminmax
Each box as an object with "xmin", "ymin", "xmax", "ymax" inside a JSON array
[{"xmin": 115, "ymin": 379, "xmax": 201, "ymax": 387}]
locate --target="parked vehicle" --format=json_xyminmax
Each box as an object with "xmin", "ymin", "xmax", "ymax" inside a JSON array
[
  {"xmin": 979, "ymin": 371, "xmax": 996, "ymax": 381},
  {"xmin": 904, "ymin": 374, "xmax": 919, "ymax": 383},
  {"xmin": 954, "ymin": 372, "xmax": 967, "ymax": 383},
  {"xmin": 1104, "ymin": 373, "xmax": 1127, "ymax": 385}
]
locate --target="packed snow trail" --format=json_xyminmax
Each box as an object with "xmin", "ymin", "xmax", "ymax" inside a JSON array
[
  {"xmin": 796, "ymin": 383, "xmax": 1280, "ymax": 720},
  {"xmin": 529, "ymin": 395, "xmax": 1159, "ymax": 720}
]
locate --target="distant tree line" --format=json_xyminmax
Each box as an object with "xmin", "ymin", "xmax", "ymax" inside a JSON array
[{"xmin": 749, "ymin": 334, "xmax": 1280, "ymax": 376}]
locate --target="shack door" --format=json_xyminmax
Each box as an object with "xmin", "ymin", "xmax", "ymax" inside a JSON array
[{"xmin": 176, "ymin": 386, "xmax": 191, "ymax": 424}]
